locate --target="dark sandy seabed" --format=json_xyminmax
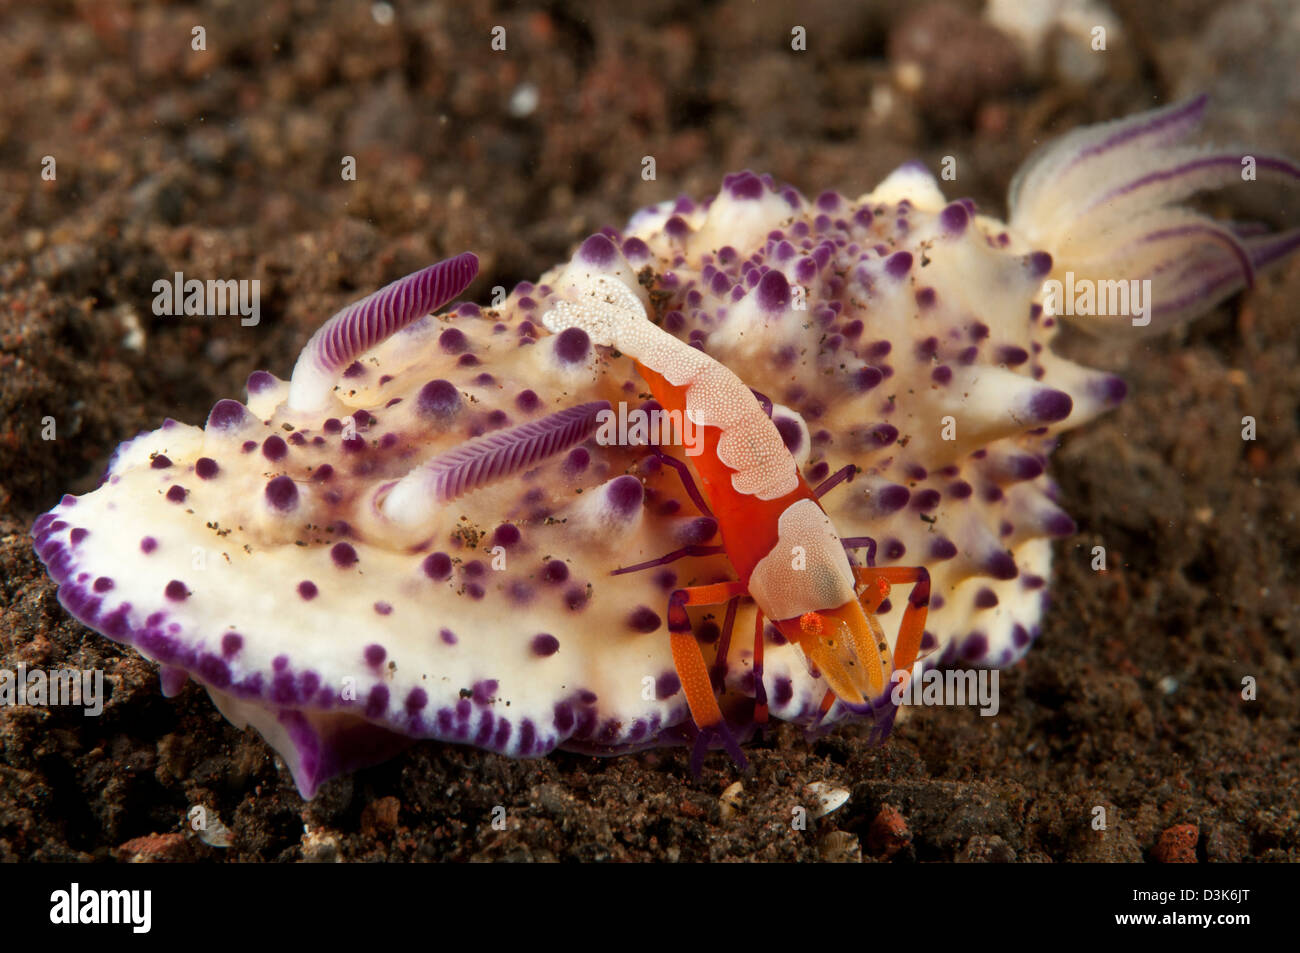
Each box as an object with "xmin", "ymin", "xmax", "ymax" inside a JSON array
[{"xmin": 0, "ymin": 0, "xmax": 1297, "ymax": 863}]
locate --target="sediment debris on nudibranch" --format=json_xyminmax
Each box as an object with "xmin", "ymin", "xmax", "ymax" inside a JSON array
[{"xmin": 32, "ymin": 96, "xmax": 1300, "ymax": 797}]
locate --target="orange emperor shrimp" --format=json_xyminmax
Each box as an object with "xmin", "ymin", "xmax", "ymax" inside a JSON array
[{"xmin": 543, "ymin": 275, "xmax": 930, "ymax": 772}]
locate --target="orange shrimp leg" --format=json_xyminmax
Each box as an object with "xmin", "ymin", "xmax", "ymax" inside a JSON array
[
  {"xmin": 667, "ymin": 581, "xmax": 750, "ymax": 773},
  {"xmin": 852, "ymin": 566, "xmax": 931, "ymax": 674}
]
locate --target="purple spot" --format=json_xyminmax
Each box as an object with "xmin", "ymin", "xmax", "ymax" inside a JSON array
[
  {"xmin": 364, "ymin": 644, "xmax": 387, "ymax": 667},
  {"xmin": 262, "ymin": 435, "xmax": 288, "ymax": 461},
  {"xmin": 164, "ymin": 580, "xmax": 188, "ymax": 601},
  {"xmin": 439, "ymin": 327, "xmax": 468, "ymax": 354},
  {"xmin": 515, "ymin": 389, "xmax": 541, "ymax": 412},
  {"xmin": 532, "ymin": 634, "xmax": 560, "ymax": 657},
  {"xmin": 406, "ymin": 687, "xmax": 428, "ymax": 712},
  {"xmin": 422, "ymin": 552, "xmax": 452, "ymax": 581},
  {"xmin": 206, "ymin": 399, "xmax": 250, "ymax": 430},
  {"xmin": 70, "ymin": 527, "xmax": 88, "ymax": 544},
  {"xmin": 542, "ymin": 560, "xmax": 569, "ymax": 584},
  {"xmin": 331, "ymin": 542, "xmax": 358, "ymax": 568},
  {"xmin": 726, "ymin": 171, "xmax": 764, "ymax": 200},
  {"xmin": 1028, "ymin": 388, "xmax": 1073, "ymax": 423},
  {"xmin": 986, "ymin": 551, "xmax": 1019, "ymax": 580},
  {"xmin": 93, "ymin": 577, "xmax": 114, "ymax": 593},
  {"xmin": 565, "ymin": 586, "xmax": 590, "ymax": 611},
  {"xmin": 912, "ymin": 488, "xmax": 941, "ymax": 511},
  {"xmin": 493, "ymin": 524, "xmax": 521, "ymax": 548},
  {"xmin": 265, "ymin": 475, "xmax": 298, "ymax": 511},
  {"xmin": 851, "ymin": 366, "xmax": 883, "ymax": 392},
  {"xmin": 1027, "ymin": 251, "xmax": 1053, "ymax": 277},
  {"xmin": 931, "ymin": 365, "xmax": 952, "ymax": 384},
  {"xmin": 883, "ymin": 538, "xmax": 906, "ymax": 560},
  {"xmin": 929, "ymin": 538, "xmax": 958, "ymax": 561},
  {"xmin": 195, "ymin": 457, "xmax": 219, "ymax": 479},
  {"xmin": 440, "ymin": 628, "xmax": 457, "ymax": 645},
  {"xmin": 222, "ymin": 633, "xmax": 243, "ymax": 656},
  {"xmin": 554, "ymin": 327, "xmax": 590, "ymax": 364},
  {"xmin": 775, "ymin": 416, "xmax": 803, "ymax": 452},
  {"xmin": 374, "ymin": 601, "xmax": 393, "ymax": 616},
  {"xmin": 974, "ymin": 588, "xmax": 999, "ymax": 609},
  {"xmin": 862, "ymin": 423, "xmax": 898, "ymax": 448},
  {"xmin": 997, "ymin": 345, "xmax": 1029, "ymax": 367},
  {"xmin": 247, "ymin": 370, "xmax": 276, "ymax": 394},
  {"xmin": 565, "ymin": 447, "xmax": 590, "ymax": 474},
  {"xmin": 578, "ymin": 233, "xmax": 618, "ymax": 266},
  {"xmin": 342, "ymin": 361, "xmax": 365, "ymax": 379},
  {"xmin": 678, "ymin": 516, "xmax": 718, "ymax": 545},
  {"xmin": 1045, "ymin": 511, "xmax": 1078, "ymax": 537},
  {"xmin": 756, "ymin": 270, "xmax": 790, "ymax": 312},
  {"xmin": 141, "ymin": 537, "xmax": 157, "ymax": 554},
  {"xmin": 885, "ymin": 251, "xmax": 913, "ymax": 278},
  {"xmin": 365, "ymin": 685, "xmax": 389, "ymax": 718},
  {"xmin": 915, "ymin": 287, "xmax": 937, "ymax": 308},
  {"xmin": 623, "ymin": 237, "xmax": 650, "ymax": 260},
  {"xmin": 417, "ymin": 379, "xmax": 461, "ymax": 417},
  {"xmin": 939, "ymin": 202, "xmax": 968, "ymax": 234},
  {"xmin": 875, "ymin": 484, "xmax": 910, "ymax": 514},
  {"xmin": 964, "ymin": 633, "xmax": 989, "ymax": 660},
  {"xmin": 655, "ymin": 671, "xmax": 681, "ymax": 700},
  {"xmin": 1092, "ymin": 374, "xmax": 1128, "ymax": 404},
  {"xmin": 606, "ymin": 475, "xmax": 643, "ymax": 515},
  {"xmin": 627, "ymin": 606, "xmax": 661, "ymax": 633},
  {"xmin": 312, "ymin": 464, "xmax": 334, "ymax": 482},
  {"xmin": 151, "ymin": 455, "xmax": 172, "ymax": 469},
  {"xmin": 298, "ymin": 581, "xmax": 318, "ymax": 600},
  {"xmin": 653, "ymin": 569, "xmax": 678, "ymax": 590}
]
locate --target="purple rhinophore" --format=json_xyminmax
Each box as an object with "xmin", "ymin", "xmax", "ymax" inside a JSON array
[
  {"xmin": 302, "ymin": 253, "xmax": 478, "ymax": 379},
  {"xmin": 416, "ymin": 401, "xmax": 609, "ymax": 504}
]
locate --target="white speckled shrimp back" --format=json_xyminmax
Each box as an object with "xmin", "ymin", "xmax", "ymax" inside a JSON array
[{"xmin": 543, "ymin": 275, "xmax": 798, "ymax": 501}]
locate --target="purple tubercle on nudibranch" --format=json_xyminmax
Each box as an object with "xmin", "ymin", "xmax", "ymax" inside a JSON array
[{"xmin": 30, "ymin": 97, "xmax": 1300, "ymax": 797}]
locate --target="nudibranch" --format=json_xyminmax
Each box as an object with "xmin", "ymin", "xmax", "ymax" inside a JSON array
[{"xmin": 31, "ymin": 97, "xmax": 1299, "ymax": 796}]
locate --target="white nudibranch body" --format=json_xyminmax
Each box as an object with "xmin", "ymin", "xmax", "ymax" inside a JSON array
[{"xmin": 31, "ymin": 98, "xmax": 1299, "ymax": 795}]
